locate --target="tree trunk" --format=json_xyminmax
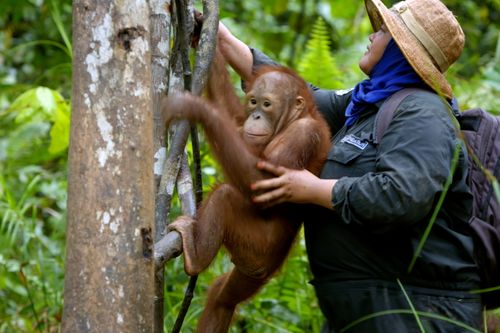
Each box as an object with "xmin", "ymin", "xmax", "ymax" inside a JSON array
[{"xmin": 62, "ymin": 1, "xmax": 155, "ymax": 332}]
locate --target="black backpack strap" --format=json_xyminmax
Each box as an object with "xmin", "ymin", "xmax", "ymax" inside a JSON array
[{"xmin": 373, "ymin": 88, "xmax": 426, "ymax": 144}]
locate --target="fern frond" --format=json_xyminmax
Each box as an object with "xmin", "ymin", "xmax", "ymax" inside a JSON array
[{"xmin": 297, "ymin": 18, "xmax": 342, "ymax": 89}]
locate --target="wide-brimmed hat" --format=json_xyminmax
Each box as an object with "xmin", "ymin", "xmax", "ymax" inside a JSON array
[{"xmin": 365, "ymin": 0, "xmax": 464, "ymax": 99}]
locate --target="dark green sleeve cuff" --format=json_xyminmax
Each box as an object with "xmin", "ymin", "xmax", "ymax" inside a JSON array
[{"xmin": 331, "ymin": 177, "xmax": 357, "ymax": 218}]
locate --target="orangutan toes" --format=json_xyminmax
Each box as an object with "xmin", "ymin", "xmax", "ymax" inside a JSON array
[
  {"xmin": 167, "ymin": 215, "xmax": 195, "ymax": 236},
  {"xmin": 167, "ymin": 216, "xmax": 200, "ymax": 275}
]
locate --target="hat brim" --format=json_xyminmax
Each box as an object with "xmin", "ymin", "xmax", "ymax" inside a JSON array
[{"xmin": 365, "ymin": 0, "xmax": 452, "ymax": 99}]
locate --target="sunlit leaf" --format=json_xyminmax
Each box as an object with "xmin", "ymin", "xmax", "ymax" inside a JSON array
[
  {"xmin": 4, "ymin": 87, "xmax": 71, "ymax": 162},
  {"xmin": 48, "ymin": 103, "xmax": 70, "ymax": 154},
  {"xmin": 8, "ymin": 89, "xmax": 40, "ymax": 123},
  {"xmin": 36, "ymin": 87, "xmax": 56, "ymax": 113}
]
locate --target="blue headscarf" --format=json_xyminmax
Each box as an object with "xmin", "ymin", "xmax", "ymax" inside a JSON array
[{"xmin": 345, "ymin": 39, "xmax": 427, "ymax": 126}]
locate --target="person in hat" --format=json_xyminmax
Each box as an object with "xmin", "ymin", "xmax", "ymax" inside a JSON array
[{"xmin": 215, "ymin": 0, "xmax": 482, "ymax": 331}]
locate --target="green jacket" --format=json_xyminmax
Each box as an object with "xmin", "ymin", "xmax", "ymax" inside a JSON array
[{"xmin": 307, "ymin": 87, "xmax": 479, "ymax": 290}]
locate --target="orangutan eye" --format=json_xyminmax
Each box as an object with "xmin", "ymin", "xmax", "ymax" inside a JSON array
[
  {"xmin": 250, "ymin": 98, "xmax": 257, "ymax": 105},
  {"xmin": 263, "ymin": 101, "xmax": 271, "ymax": 107}
]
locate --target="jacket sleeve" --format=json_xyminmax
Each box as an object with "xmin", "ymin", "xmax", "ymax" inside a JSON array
[
  {"xmin": 310, "ymin": 87, "xmax": 351, "ymax": 135},
  {"xmin": 251, "ymin": 47, "xmax": 278, "ymax": 68},
  {"xmin": 332, "ymin": 93, "xmax": 461, "ymax": 232}
]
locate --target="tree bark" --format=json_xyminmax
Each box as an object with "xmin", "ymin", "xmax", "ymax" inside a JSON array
[
  {"xmin": 149, "ymin": 1, "xmax": 171, "ymax": 332},
  {"xmin": 63, "ymin": 1, "xmax": 155, "ymax": 332}
]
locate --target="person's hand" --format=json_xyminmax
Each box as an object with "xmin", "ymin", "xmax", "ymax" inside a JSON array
[
  {"xmin": 250, "ymin": 161, "xmax": 319, "ymax": 206},
  {"xmin": 251, "ymin": 161, "xmax": 337, "ymax": 209}
]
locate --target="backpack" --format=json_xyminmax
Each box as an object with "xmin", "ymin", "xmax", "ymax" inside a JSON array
[{"xmin": 374, "ymin": 88, "xmax": 500, "ymax": 309}]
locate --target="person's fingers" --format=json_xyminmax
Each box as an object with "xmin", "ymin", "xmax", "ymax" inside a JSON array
[
  {"xmin": 252, "ymin": 188, "xmax": 287, "ymax": 205},
  {"xmin": 256, "ymin": 160, "xmax": 287, "ymax": 176},
  {"xmin": 250, "ymin": 177, "xmax": 281, "ymax": 191}
]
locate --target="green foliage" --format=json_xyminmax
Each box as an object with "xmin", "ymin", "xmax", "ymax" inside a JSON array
[
  {"xmin": 451, "ymin": 32, "xmax": 500, "ymax": 112},
  {"xmin": 445, "ymin": 0, "xmax": 500, "ymax": 77},
  {"xmin": 297, "ymin": 18, "xmax": 342, "ymax": 89},
  {"xmin": 0, "ymin": 165, "xmax": 66, "ymax": 332},
  {"xmin": 0, "ymin": 85, "xmax": 68, "ymax": 331},
  {"xmin": 0, "ymin": 0, "xmax": 70, "ymax": 324},
  {"xmin": 0, "ymin": 0, "xmax": 72, "ymax": 93},
  {"xmin": 0, "ymin": 87, "xmax": 70, "ymax": 169}
]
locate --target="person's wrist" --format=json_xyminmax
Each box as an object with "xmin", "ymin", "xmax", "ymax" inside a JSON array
[{"xmin": 317, "ymin": 178, "xmax": 336, "ymax": 210}]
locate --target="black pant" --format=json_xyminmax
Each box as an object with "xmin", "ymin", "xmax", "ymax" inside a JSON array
[{"xmin": 314, "ymin": 280, "xmax": 482, "ymax": 333}]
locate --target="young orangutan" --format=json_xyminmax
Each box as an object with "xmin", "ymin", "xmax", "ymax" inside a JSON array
[{"xmin": 162, "ymin": 48, "xmax": 331, "ymax": 332}]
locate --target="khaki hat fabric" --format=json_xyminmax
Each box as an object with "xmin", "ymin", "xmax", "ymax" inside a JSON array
[{"xmin": 365, "ymin": 0, "xmax": 465, "ymax": 99}]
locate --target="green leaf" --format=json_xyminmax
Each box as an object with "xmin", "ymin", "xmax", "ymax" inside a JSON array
[
  {"xmin": 36, "ymin": 87, "xmax": 56, "ymax": 113},
  {"xmin": 9, "ymin": 87, "xmax": 55, "ymax": 125},
  {"xmin": 297, "ymin": 18, "xmax": 342, "ymax": 89},
  {"xmin": 50, "ymin": 0, "xmax": 72, "ymax": 59},
  {"xmin": 8, "ymin": 89, "xmax": 41, "ymax": 124},
  {"xmin": 6, "ymin": 122, "xmax": 51, "ymax": 161},
  {"xmin": 493, "ymin": 179, "xmax": 500, "ymax": 206},
  {"xmin": 397, "ymin": 279, "xmax": 425, "ymax": 332},
  {"xmin": 48, "ymin": 102, "xmax": 70, "ymax": 155},
  {"xmin": 8, "ymin": 87, "xmax": 66, "ymax": 122},
  {"xmin": 5, "ymin": 87, "xmax": 71, "ymax": 159}
]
